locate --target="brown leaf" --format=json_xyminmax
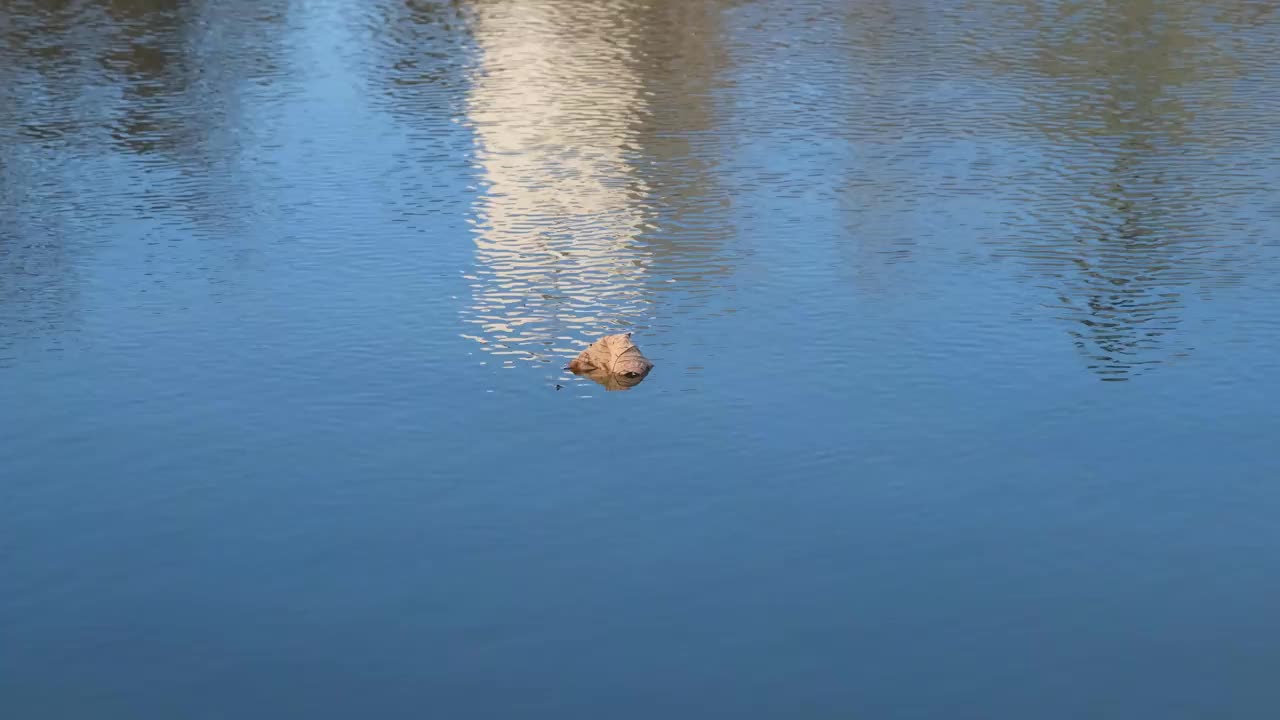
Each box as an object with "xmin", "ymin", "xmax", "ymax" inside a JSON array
[{"xmin": 567, "ymin": 333, "xmax": 654, "ymax": 391}]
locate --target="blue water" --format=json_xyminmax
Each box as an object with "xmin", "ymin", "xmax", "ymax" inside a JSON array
[{"xmin": 4, "ymin": 0, "xmax": 1280, "ymax": 716}]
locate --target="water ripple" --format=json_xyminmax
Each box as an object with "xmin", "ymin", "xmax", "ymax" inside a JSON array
[{"xmin": 443, "ymin": 1, "xmax": 738, "ymax": 372}]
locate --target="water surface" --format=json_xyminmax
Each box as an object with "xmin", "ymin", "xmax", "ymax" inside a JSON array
[{"xmin": 4, "ymin": 0, "xmax": 1280, "ymax": 717}]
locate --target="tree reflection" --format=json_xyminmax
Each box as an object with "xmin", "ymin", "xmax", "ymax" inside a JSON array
[
  {"xmin": 0, "ymin": 0, "xmax": 293, "ymax": 354},
  {"xmin": 998, "ymin": 0, "xmax": 1270, "ymax": 379}
]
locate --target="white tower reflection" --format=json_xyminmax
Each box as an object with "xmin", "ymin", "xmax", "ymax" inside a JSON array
[{"xmin": 460, "ymin": 1, "xmax": 654, "ymax": 367}]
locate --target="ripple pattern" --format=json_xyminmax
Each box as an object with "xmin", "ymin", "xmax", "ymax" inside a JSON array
[{"xmin": 453, "ymin": 0, "xmax": 737, "ymax": 369}]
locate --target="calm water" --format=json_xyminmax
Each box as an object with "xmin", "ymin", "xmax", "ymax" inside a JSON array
[{"xmin": 4, "ymin": 0, "xmax": 1280, "ymax": 716}]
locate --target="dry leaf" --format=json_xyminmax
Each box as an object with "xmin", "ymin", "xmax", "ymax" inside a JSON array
[{"xmin": 567, "ymin": 333, "xmax": 654, "ymax": 391}]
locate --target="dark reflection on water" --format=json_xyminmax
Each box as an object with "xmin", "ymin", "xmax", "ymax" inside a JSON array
[
  {"xmin": 0, "ymin": 0, "xmax": 297, "ymax": 358},
  {"xmin": 990, "ymin": 0, "xmax": 1280, "ymax": 378},
  {"xmin": 4, "ymin": 0, "xmax": 1280, "ymax": 717}
]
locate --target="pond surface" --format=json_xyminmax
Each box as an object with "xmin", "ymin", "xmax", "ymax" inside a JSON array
[{"xmin": 3, "ymin": 0, "xmax": 1280, "ymax": 717}]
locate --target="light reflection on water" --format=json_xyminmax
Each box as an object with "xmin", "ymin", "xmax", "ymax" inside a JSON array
[
  {"xmin": 457, "ymin": 1, "xmax": 737, "ymax": 377},
  {"xmin": 461, "ymin": 1, "xmax": 654, "ymax": 365}
]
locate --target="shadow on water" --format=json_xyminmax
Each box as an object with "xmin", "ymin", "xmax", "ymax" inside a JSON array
[{"xmin": 569, "ymin": 365, "xmax": 653, "ymax": 392}]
